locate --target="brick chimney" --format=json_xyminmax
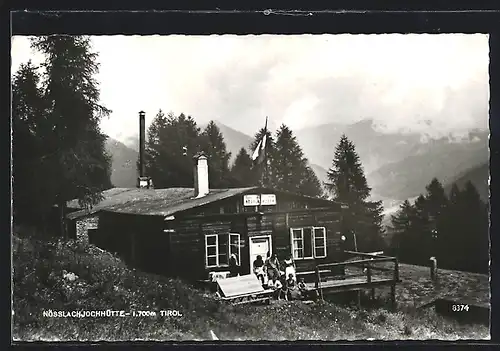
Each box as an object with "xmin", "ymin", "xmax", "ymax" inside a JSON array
[{"xmin": 194, "ymin": 153, "xmax": 209, "ymax": 198}]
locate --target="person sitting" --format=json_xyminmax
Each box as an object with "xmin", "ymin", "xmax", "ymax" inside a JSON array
[
  {"xmin": 286, "ymin": 273, "xmax": 302, "ymax": 300},
  {"xmin": 228, "ymin": 253, "xmax": 240, "ymax": 277},
  {"xmin": 283, "ymin": 255, "xmax": 297, "ymax": 282},
  {"xmin": 265, "ymin": 252, "xmax": 280, "ymax": 283},
  {"xmin": 268, "ymin": 275, "xmax": 286, "ymax": 300},
  {"xmin": 298, "ymin": 277, "xmax": 306, "ymax": 291},
  {"xmin": 297, "ymin": 277, "xmax": 308, "ymax": 300},
  {"xmin": 253, "ymin": 255, "xmax": 266, "ymax": 284}
]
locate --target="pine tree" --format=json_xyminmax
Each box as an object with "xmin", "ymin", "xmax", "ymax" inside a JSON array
[
  {"xmin": 250, "ymin": 128, "xmax": 277, "ymax": 188},
  {"xmin": 12, "ymin": 61, "xmax": 51, "ymax": 225},
  {"xmin": 438, "ymin": 183, "xmax": 462, "ymax": 269},
  {"xmin": 423, "ymin": 178, "xmax": 448, "ymax": 259},
  {"xmin": 390, "ymin": 200, "xmax": 414, "ymax": 234},
  {"xmin": 325, "ymin": 134, "xmax": 384, "ymax": 252},
  {"xmin": 26, "ymin": 36, "xmax": 112, "ymax": 235},
  {"xmin": 271, "ymin": 124, "xmax": 323, "ymax": 197},
  {"xmin": 273, "ymin": 125, "xmax": 304, "ymax": 192},
  {"xmin": 325, "ymin": 135, "xmax": 371, "ymax": 204},
  {"xmin": 230, "ymin": 147, "xmax": 257, "ymax": 187},
  {"xmin": 200, "ymin": 121, "xmax": 232, "ymax": 188},
  {"xmin": 298, "ymin": 166, "xmax": 324, "ymax": 198},
  {"xmin": 413, "ymin": 194, "xmax": 433, "ymax": 264},
  {"xmin": 389, "ymin": 200, "xmax": 417, "ymax": 261},
  {"xmin": 459, "ymin": 181, "xmax": 489, "ymax": 273},
  {"xmin": 424, "ymin": 178, "xmax": 448, "ymax": 221},
  {"xmin": 144, "ymin": 111, "xmax": 201, "ymax": 188}
]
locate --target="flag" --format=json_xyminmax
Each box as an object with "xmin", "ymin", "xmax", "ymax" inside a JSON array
[
  {"xmin": 251, "ymin": 117, "xmax": 268, "ymax": 164},
  {"xmin": 209, "ymin": 330, "xmax": 219, "ymax": 340}
]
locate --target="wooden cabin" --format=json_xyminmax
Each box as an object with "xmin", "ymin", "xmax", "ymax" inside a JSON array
[{"xmin": 65, "ymin": 155, "xmax": 346, "ymax": 281}]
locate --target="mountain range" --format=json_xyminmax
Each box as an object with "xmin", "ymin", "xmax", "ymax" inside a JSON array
[{"xmin": 105, "ymin": 119, "xmax": 489, "ymax": 214}]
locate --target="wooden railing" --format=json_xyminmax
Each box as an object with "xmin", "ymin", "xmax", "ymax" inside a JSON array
[{"xmin": 312, "ymin": 251, "xmax": 400, "ymax": 302}]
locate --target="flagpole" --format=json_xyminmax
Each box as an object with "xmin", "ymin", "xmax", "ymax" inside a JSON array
[
  {"xmin": 259, "ymin": 116, "xmax": 268, "ymax": 213},
  {"xmin": 263, "ymin": 116, "xmax": 268, "ymax": 188}
]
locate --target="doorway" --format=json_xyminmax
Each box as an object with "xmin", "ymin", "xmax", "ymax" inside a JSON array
[{"xmin": 249, "ymin": 235, "xmax": 272, "ymax": 273}]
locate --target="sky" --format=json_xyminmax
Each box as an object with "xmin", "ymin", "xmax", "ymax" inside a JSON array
[{"xmin": 11, "ymin": 34, "xmax": 489, "ymax": 144}]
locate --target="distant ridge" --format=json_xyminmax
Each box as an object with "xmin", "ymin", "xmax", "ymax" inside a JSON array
[{"xmin": 107, "ymin": 119, "xmax": 488, "ymax": 206}]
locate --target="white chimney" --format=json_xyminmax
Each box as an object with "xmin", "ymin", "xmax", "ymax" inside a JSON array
[{"xmin": 194, "ymin": 154, "xmax": 209, "ymax": 198}]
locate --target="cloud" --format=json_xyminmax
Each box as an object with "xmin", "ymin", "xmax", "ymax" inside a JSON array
[{"xmin": 11, "ymin": 34, "xmax": 489, "ymax": 142}]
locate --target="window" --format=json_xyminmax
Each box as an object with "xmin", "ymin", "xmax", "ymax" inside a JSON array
[
  {"xmin": 206, "ymin": 235, "xmax": 218, "ymax": 267},
  {"xmin": 314, "ymin": 227, "xmax": 327, "ymax": 258},
  {"xmin": 205, "ymin": 233, "xmax": 241, "ymax": 268},
  {"xmin": 290, "ymin": 227, "xmax": 327, "ymax": 260},
  {"xmin": 229, "ymin": 234, "xmax": 241, "ymax": 264}
]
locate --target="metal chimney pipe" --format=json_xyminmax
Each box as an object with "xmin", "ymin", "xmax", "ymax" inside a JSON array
[{"xmin": 139, "ymin": 111, "xmax": 146, "ymax": 178}]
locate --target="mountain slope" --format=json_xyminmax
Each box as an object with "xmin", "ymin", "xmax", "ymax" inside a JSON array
[
  {"xmin": 367, "ymin": 131, "xmax": 488, "ymax": 201},
  {"xmin": 294, "ymin": 119, "xmax": 424, "ymax": 174},
  {"xmin": 105, "ymin": 138, "xmax": 138, "ymax": 188},
  {"xmin": 107, "ymin": 119, "xmax": 488, "ymax": 202},
  {"xmin": 444, "ymin": 162, "xmax": 489, "ymax": 202}
]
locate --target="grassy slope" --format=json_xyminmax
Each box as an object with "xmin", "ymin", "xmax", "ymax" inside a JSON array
[
  {"xmin": 366, "ymin": 262, "xmax": 490, "ymax": 309},
  {"xmin": 12, "ymin": 230, "xmax": 489, "ymax": 341}
]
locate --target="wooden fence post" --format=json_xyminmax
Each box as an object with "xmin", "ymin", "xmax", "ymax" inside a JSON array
[
  {"xmin": 390, "ymin": 284, "xmax": 396, "ymax": 310},
  {"xmin": 394, "ymin": 259, "xmax": 400, "ymax": 282},
  {"xmin": 367, "ymin": 265, "xmax": 375, "ymax": 301},
  {"xmin": 315, "ymin": 266, "xmax": 323, "ymax": 301}
]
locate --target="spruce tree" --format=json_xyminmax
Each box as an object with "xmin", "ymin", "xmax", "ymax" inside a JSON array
[
  {"xmin": 250, "ymin": 128, "xmax": 277, "ymax": 188},
  {"xmin": 298, "ymin": 166, "xmax": 324, "ymax": 198},
  {"xmin": 325, "ymin": 134, "xmax": 384, "ymax": 252},
  {"xmin": 230, "ymin": 147, "xmax": 257, "ymax": 187},
  {"xmin": 325, "ymin": 135, "xmax": 371, "ymax": 204},
  {"xmin": 26, "ymin": 36, "xmax": 112, "ymax": 235},
  {"xmin": 459, "ymin": 181, "xmax": 489, "ymax": 273},
  {"xmin": 438, "ymin": 183, "xmax": 462, "ymax": 269},
  {"xmin": 389, "ymin": 200, "xmax": 417, "ymax": 261},
  {"xmin": 272, "ymin": 124, "xmax": 322, "ymax": 197},
  {"xmin": 144, "ymin": 111, "xmax": 201, "ymax": 188},
  {"xmin": 423, "ymin": 178, "xmax": 448, "ymax": 260},
  {"xmin": 12, "ymin": 61, "xmax": 51, "ymax": 225},
  {"xmin": 413, "ymin": 194, "xmax": 433, "ymax": 264},
  {"xmin": 200, "ymin": 121, "xmax": 232, "ymax": 188},
  {"xmin": 424, "ymin": 178, "xmax": 448, "ymax": 221},
  {"xmin": 273, "ymin": 125, "xmax": 304, "ymax": 192}
]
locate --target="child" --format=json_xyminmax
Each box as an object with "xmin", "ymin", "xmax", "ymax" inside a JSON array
[
  {"xmin": 283, "ymin": 255, "xmax": 297, "ymax": 282},
  {"xmin": 270, "ymin": 276, "xmax": 285, "ymax": 300},
  {"xmin": 286, "ymin": 273, "xmax": 301, "ymax": 300},
  {"xmin": 298, "ymin": 277, "xmax": 307, "ymax": 300},
  {"xmin": 298, "ymin": 277, "xmax": 306, "ymax": 291}
]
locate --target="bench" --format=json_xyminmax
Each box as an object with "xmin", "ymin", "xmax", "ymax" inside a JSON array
[{"xmin": 216, "ymin": 274, "xmax": 274, "ymax": 305}]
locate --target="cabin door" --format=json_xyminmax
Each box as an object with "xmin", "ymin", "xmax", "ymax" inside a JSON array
[{"xmin": 249, "ymin": 235, "xmax": 272, "ymax": 273}]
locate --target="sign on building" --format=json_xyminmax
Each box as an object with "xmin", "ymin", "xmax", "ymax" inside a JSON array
[
  {"xmin": 260, "ymin": 194, "xmax": 277, "ymax": 205},
  {"xmin": 243, "ymin": 194, "xmax": 277, "ymax": 206},
  {"xmin": 243, "ymin": 195, "xmax": 260, "ymax": 206}
]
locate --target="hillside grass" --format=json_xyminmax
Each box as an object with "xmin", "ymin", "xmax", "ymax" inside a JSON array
[
  {"xmin": 377, "ymin": 262, "xmax": 490, "ymax": 309},
  {"xmin": 12, "ymin": 228, "xmax": 490, "ymax": 341}
]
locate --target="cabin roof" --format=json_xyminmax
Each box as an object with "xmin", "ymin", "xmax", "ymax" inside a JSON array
[
  {"xmin": 66, "ymin": 186, "xmax": 340, "ymax": 220},
  {"xmin": 66, "ymin": 187, "xmax": 257, "ymax": 219}
]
